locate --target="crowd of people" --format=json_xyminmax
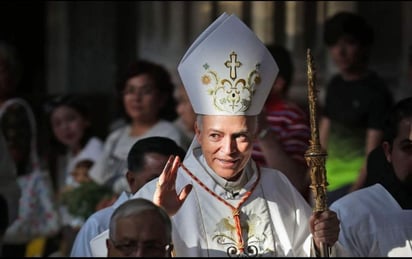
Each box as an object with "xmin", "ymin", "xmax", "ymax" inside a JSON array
[{"xmin": 0, "ymin": 10, "xmax": 410, "ymax": 258}]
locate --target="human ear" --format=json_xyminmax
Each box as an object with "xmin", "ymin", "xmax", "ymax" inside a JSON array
[{"xmin": 382, "ymin": 142, "xmax": 392, "ymax": 163}]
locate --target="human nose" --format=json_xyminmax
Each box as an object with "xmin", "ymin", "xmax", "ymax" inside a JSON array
[
  {"xmin": 129, "ymin": 245, "xmax": 164, "ymax": 257},
  {"xmin": 131, "ymin": 89, "xmax": 144, "ymax": 99},
  {"xmin": 221, "ymin": 136, "xmax": 237, "ymax": 154},
  {"xmin": 335, "ymin": 42, "xmax": 348, "ymax": 55},
  {"xmin": 59, "ymin": 121, "xmax": 70, "ymax": 130},
  {"xmin": 131, "ymin": 247, "xmax": 145, "ymax": 257}
]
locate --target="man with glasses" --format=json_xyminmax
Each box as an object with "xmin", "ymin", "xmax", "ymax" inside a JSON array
[
  {"xmin": 71, "ymin": 136, "xmax": 185, "ymax": 257},
  {"xmin": 106, "ymin": 198, "xmax": 173, "ymax": 257}
]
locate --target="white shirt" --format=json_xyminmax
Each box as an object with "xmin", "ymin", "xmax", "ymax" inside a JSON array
[
  {"xmin": 70, "ymin": 191, "xmax": 130, "ymax": 257},
  {"xmin": 64, "ymin": 137, "xmax": 104, "ymax": 187},
  {"xmin": 330, "ymin": 184, "xmax": 412, "ymax": 257},
  {"xmin": 90, "ymin": 139, "xmax": 346, "ymax": 257}
]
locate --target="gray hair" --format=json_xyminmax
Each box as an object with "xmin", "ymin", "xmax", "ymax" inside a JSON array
[
  {"xmin": 196, "ymin": 114, "xmax": 259, "ymax": 134},
  {"xmin": 109, "ymin": 198, "xmax": 172, "ymax": 242},
  {"xmin": 196, "ymin": 114, "xmax": 203, "ymax": 130}
]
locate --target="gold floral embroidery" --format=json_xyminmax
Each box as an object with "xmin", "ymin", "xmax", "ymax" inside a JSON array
[
  {"xmin": 201, "ymin": 51, "xmax": 261, "ymax": 113},
  {"xmin": 212, "ymin": 213, "xmax": 274, "ymax": 256}
]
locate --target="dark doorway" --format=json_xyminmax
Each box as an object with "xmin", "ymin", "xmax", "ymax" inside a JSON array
[{"xmin": 0, "ymin": 1, "xmax": 46, "ymax": 97}]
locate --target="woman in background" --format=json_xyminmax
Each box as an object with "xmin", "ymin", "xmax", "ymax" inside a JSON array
[{"xmin": 88, "ymin": 59, "xmax": 186, "ymax": 194}]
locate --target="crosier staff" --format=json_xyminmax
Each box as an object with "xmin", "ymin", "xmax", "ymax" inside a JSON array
[{"xmin": 304, "ymin": 48, "xmax": 330, "ymax": 257}]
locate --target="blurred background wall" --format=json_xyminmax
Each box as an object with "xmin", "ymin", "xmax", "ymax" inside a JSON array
[{"xmin": 1, "ymin": 1, "xmax": 411, "ymax": 143}]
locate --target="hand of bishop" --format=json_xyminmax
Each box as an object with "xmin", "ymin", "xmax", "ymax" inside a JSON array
[
  {"xmin": 309, "ymin": 210, "xmax": 340, "ymax": 251},
  {"xmin": 153, "ymin": 155, "xmax": 193, "ymax": 216}
]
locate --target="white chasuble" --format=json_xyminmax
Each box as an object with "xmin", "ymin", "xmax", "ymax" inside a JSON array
[{"xmin": 133, "ymin": 139, "xmax": 317, "ymax": 257}]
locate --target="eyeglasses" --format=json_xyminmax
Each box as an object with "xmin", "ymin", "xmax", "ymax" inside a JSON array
[
  {"xmin": 110, "ymin": 239, "xmax": 173, "ymax": 256},
  {"xmin": 122, "ymin": 84, "xmax": 156, "ymax": 96}
]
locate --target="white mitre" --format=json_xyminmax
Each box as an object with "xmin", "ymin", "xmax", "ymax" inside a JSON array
[{"xmin": 178, "ymin": 12, "xmax": 279, "ymax": 116}]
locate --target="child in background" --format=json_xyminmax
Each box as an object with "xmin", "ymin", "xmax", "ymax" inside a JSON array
[
  {"xmin": 70, "ymin": 159, "xmax": 93, "ymax": 184},
  {"xmin": 58, "ymin": 159, "xmax": 113, "ymax": 256},
  {"xmin": 59, "ymin": 159, "xmax": 112, "ymax": 221},
  {"xmin": 44, "ymin": 94, "xmax": 103, "ymax": 192},
  {"xmin": 43, "ymin": 94, "xmax": 104, "ymax": 255}
]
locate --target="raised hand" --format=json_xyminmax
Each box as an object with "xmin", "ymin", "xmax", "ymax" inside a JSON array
[{"xmin": 153, "ymin": 155, "xmax": 193, "ymax": 216}]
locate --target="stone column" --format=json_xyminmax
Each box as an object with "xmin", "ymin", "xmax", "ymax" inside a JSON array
[
  {"xmin": 46, "ymin": 1, "xmax": 69, "ymax": 94},
  {"xmin": 398, "ymin": 2, "xmax": 412, "ymax": 100},
  {"xmin": 284, "ymin": 1, "xmax": 306, "ymax": 105},
  {"xmin": 251, "ymin": 1, "xmax": 275, "ymax": 44}
]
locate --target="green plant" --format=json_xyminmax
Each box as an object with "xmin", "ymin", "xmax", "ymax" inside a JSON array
[{"xmin": 60, "ymin": 181, "xmax": 114, "ymax": 220}]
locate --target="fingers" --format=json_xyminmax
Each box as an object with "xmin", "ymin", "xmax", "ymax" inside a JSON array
[
  {"xmin": 178, "ymin": 184, "xmax": 193, "ymax": 202},
  {"xmin": 170, "ymin": 155, "xmax": 181, "ymax": 181},
  {"xmin": 158, "ymin": 155, "xmax": 180, "ymax": 191},
  {"xmin": 312, "ymin": 213, "xmax": 340, "ymax": 235},
  {"xmin": 311, "ymin": 210, "xmax": 340, "ymax": 247},
  {"xmin": 158, "ymin": 155, "xmax": 174, "ymax": 185}
]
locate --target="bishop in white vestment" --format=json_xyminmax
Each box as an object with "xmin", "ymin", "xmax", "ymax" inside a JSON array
[{"xmin": 90, "ymin": 12, "xmax": 347, "ymax": 257}]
